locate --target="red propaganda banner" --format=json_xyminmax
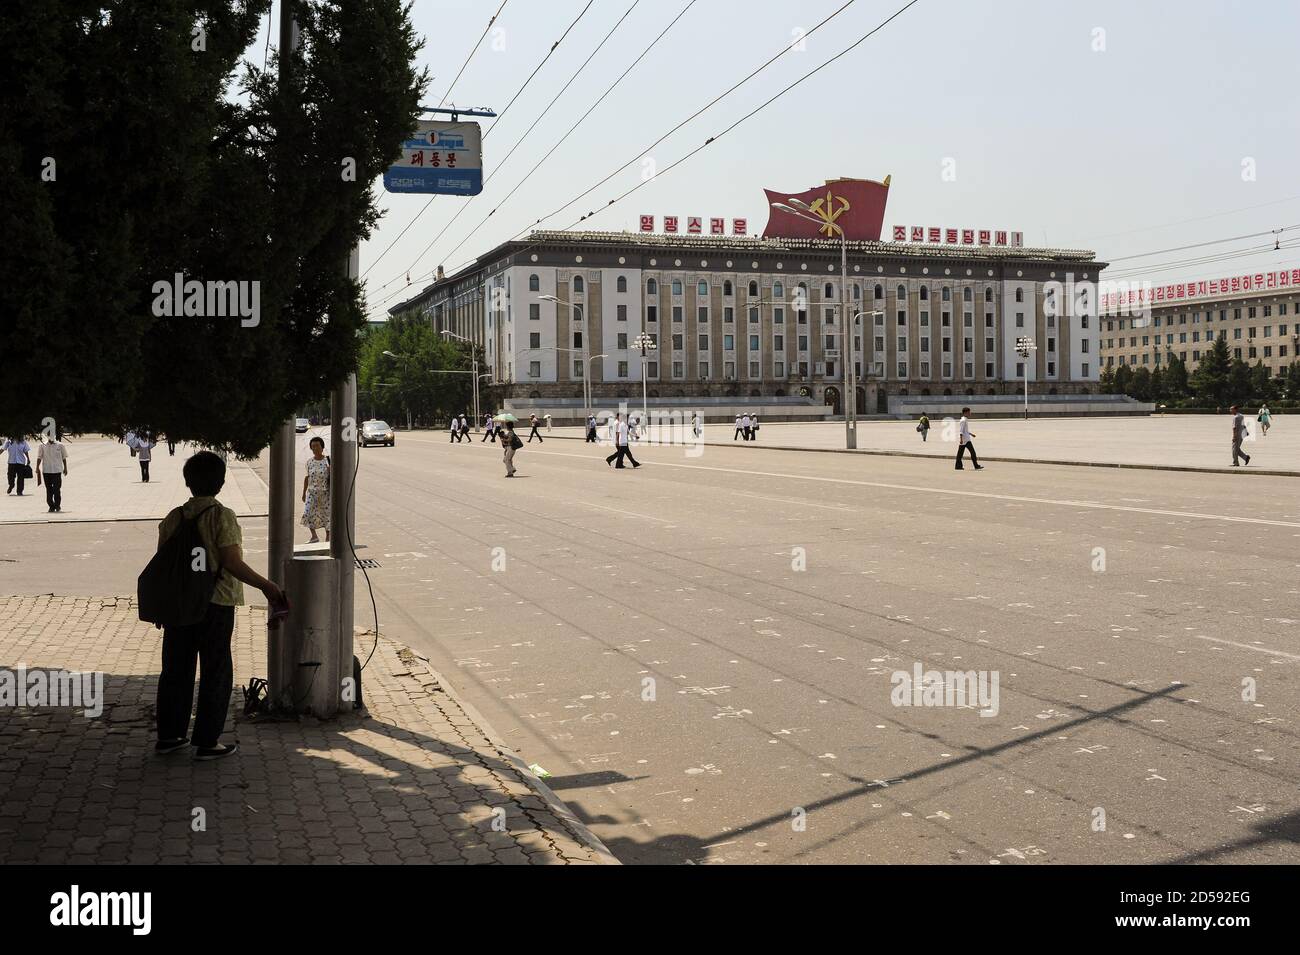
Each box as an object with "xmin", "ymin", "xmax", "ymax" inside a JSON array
[{"xmin": 762, "ymin": 176, "xmax": 891, "ymax": 241}]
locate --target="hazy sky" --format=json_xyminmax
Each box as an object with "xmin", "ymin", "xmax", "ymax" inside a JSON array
[{"xmin": 251, "ymin": 0, "xmax": 1300, "ymax": 314}]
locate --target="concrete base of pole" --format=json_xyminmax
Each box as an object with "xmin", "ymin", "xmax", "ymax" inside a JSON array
[
  {"xmin": 269, "ymin": 555, "xmax": 340, "ymax": 717},
  {"xmin": 330, "ymin": 371, "xmax": 357, "ymax": 709}
]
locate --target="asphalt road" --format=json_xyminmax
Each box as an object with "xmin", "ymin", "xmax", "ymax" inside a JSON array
[{"xmin": 341, "ymin": 430, "xmax": 1300, "ymax": 865}]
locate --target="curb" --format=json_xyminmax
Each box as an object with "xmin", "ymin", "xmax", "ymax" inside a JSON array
[
  {"xmin": 399, "ymin": 642, "xmax": 621, "ymax": 865},
  {"xmin": 535, "ymin": 432, "xmax": 1299, "ymax": 478}
]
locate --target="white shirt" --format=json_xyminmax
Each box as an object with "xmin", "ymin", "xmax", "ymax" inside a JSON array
[
  {"xmin": 617, "ymin": 421, "xmax": 629, "ymax": 446},
  {"xmin": 38, "ymin": 441, "xmax": 67, "ymax": 473},
  {"xmin": 3, "ymin": 439, "xmax": 31, "ymax": 466},
  {"xmin": 958, "ymin": 417, "xmax": 972, "ymax": 443},
  {"xmin": 735, "ymin": 417, "xmax": 741, "ymax": 427}
]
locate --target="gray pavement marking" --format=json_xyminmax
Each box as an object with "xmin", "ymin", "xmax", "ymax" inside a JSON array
[{"xmin": 1190, "ymin": 635, "xmax": 1300, "ymax": 661}]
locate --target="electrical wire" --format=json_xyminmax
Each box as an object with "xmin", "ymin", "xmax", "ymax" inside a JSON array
[
  {"xmin": 1104, "ymin": 225, "xmax": 1300, "ymax": 263},
  {"xmin": 363, "ymin": 0, "xmax": 596, "ymax": 282},
  {"xmin": 438, "ymin": 0, "xmax": 509, "ymax": 108},
  {"xmin": 366, "ymin": 0, "xmax": 867, "ymax": 312}
]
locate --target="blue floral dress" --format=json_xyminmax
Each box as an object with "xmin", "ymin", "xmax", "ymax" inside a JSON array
[{"xmin": 301, "ymin": 457, "xmax": 330, "ymax": 531}]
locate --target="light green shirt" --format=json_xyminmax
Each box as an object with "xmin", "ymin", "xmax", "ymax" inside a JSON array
[{"xmin": 157, "ymin": 496, "xmax": 245, "ymax": 606}]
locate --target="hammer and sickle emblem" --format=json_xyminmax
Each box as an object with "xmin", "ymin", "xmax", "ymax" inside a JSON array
[{"xmin": 808, "ymin": 190, "xmax": 851, "ymax": 237}]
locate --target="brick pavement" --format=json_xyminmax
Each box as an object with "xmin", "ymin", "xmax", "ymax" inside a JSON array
[{"xmin": 0, "ymin": 595, "xmax": 614, "ymax": 865}]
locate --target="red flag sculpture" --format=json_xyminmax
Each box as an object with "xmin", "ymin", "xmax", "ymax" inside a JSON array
[{"xmin": 762, "ymin": 176, "xmax": 891, "ymax": 242}]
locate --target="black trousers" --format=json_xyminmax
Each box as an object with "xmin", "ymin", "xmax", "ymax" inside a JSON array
[
  {"xmin": 734, "ymin": 428, "xmax": 742, "ymax": 440},
  {"xmin": 528, "ymin": 425, "xmax": 543, "ymax": 442},
  {"xmin": 139, "ymin": 460, "xmax": 150, "ymax": 482},
  {"xmin": 482, "ymin": 430, "xmax": 494, "ymax": 442},
  {"xmin": 585, "ymin": 428, "xmax": 597, "ymax": 442},
  {"xmin": 6, "ymin": 463, "xmax": 26, "ymax": 494},
  {"xmin": 167, "ymin": 440, "xmax": 176, "ymax": 456},
  {"xmin": 605, "ymin": 445, "xmax": 641, "ymax": 468},
  {"xmin": 42, "ymin": 472, "xmax": 62, "ymax": 510},
  {"xmin": 955, "ymin": 441, "xmax": 980, "ymax": 468},
  {"xmin": 157, "ymin": 602, "xmax": 235, "ymax": 748}
]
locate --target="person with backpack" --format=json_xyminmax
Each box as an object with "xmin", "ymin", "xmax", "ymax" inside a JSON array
[
  {"xmin": 36, "ymin": 433, "xmax": 69, "ymax": 513},
  {"xmin": 527, "ymin": 413, "xmax": 544, "ymax": 443},
  {"xmin": 145, "ymin": 451, "xmax": 285, "ymax": 761},
  {"xmin": 502, "ymin": 421, "xmax": 522, "ymax": 477},
  {"xmin": 301, "ymin": 436, "xmax": 331, "ymax": 543},
  {"xmin": 917, "ymin": 413, "xmax": 930, "ymax": 443},
  {"xmin": 585, "ymin": 415, "xmax": 598, "ymax": 442},
  {"xmin": 482, "ymin": 412, "xmax": 496, "ymax": 443}
]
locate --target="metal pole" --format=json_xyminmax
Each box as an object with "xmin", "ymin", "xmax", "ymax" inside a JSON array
[
  {"xmin": 472, "ymin": 353, "xmax": 480, "ymax": 429},
  {"xmin": 330, "ymin": 369, "xmax": 357, "ymax": 709},
  {"xmin": 841, "ymin": 230, "xmax": 856, "ymax": 448}
]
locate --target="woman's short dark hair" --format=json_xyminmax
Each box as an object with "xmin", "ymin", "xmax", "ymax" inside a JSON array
[
  {"xmin": 309, "ymin": 436, "xmax": 325, "ymax": 450},
  {"xmin": 183, "ymin": 451, "xmax": 226, "ymax": 496}
]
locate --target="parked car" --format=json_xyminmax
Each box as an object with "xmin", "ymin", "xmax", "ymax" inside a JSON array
[
  {"xmin": 295, "ymin": 418, "xmax": 310, "ymax": 433},
  {"xmin": 360, "ymin": 420, "xmax": 395, "ymax": 447}
]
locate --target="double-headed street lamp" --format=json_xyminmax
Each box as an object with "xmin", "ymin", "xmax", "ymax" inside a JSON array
[
  {"xmin": 539, "ymin": 293, "xmax": 596, "ymax": 419},
  {"xmin": 439, "ymin": 329, "xmax": 482, "ymax": 429},
  {"xmin": 1016, "ymin": 336, "xmax": 1037, "ymax": 419},
  {"xmin": 380, "ymin": 350, "xmax": 414, "ymax": 430},
  {"xmin": 770, "ymin": 197, "xmax": 857, "ymax": 449},
  {"xmin": 633, "ymin": 331, "xmax": 657, "ymax": 435},
  {"xmin": 523, "ymin": 344, "xmax": 607, "ymax": 423}
]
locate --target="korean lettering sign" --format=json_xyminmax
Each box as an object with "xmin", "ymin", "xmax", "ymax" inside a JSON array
[{"xmin": 384, "ymin": 120, "xmax": 484, "ymax": 195}]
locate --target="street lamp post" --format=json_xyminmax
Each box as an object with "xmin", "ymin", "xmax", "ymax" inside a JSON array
[
  {"xmin": 1016, "ymin": 336, "xmax": 1037, "ymax": 419},
  {"xmin": 439, "ymin": 330, "xmax": 481, "ymax": 430},
  {"xmin": 381, "ymin": 350, "xmax": 415, "ymax": 431},
  {"xmin": 771, "ymin": 199, "xmax": 856, "ymax": 448},
  {"xmin": 540, "ymin": 295, "xmax": 590, "ymax": 419},
  {"xmin": 634, "ymin": 331, "xmax": 657, "ymax": 436}
]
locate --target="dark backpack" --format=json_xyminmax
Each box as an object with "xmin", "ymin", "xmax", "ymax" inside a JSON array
[
  {"xmin": 138, "ymin": 503, "xmax": 221, "ymax": 628},
  {"xmin": 510, "ymin": 431, "xmax": 523, "ymax": 450}
]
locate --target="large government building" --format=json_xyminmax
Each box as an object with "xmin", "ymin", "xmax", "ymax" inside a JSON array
[
  {"xmin": 1100, "ymin": 269, "xmax": 1300, "ymax": 378},
  {"xmin": 389, "ymin": 178, "xmax": 1107, "ymax": 414}
]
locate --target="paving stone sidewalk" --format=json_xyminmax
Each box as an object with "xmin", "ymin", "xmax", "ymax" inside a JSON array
[{"xmin": 0, "ymin": 595, "xmax": 613, "ymax": 865}]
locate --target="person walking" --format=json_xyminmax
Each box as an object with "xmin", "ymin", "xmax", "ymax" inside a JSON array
[
  {"xmin": 458, "ymin": 414, "xmax": 470, "ymax": 442},
  {"xmin": 734, "ymin": 414, "xmax": 743, "ymax": 441},
  {"xmin": 1231, "ymin": 405, "xmax": 1251, "ymax": 466},
  {"xmin": 301, "ymin": 436, "xmax": 331, "ymax": 543},
  {"xmin": 917, "ymin": 412, "xmax": 931, "ymax": 443},
  {"xmin": 605, "ymin": 414, "xmax": 642, "ymax": 469},
  {"xmin": 585, "ymin": 415, "xmax": 598, "ymax": 442},
  {"xmin": 3, "ymin": 435, "xmax": 33, "ymax": 496},
  {"xmin": 482, "ymin": 412, "xmax": 495, "ymax": 443},
  {"xmin": 751, "ymin": 414, "xmax": 760, "ymax": 441},
  {"xmin": 691, "ymin": 412, "xmax": 702, "ymax": 438},
  {"xmin": 153, "ymin": 451, "xmax": 285, "ymax": 760},
  {"xmin": 133, "ymin": 433, "xmax": 157, "ymax": 482},
  {"xmin": 448, "ymin": 416, "xmax": 460, "ymax": 443},
  {"xmin": 36, "ymin": 433, "xmax": 69, "ymax": 513},
  {"xmin": 954, "ymin": 407, "xmax": 982, "ymax": 470},
  {"xmin": 502, "ymin": 421, "xmax": 521, "ymax": 477},
  {"xmin": 1257, "ymin": 404, "xmax": 1271, "ymax": 437},
  {"xmin": 527, "ymin": 412, "xmax": 544, "ymax": 443},
  {"xmin": 166, "ymin": 435, "xmax": 177, "ymax": 456}
]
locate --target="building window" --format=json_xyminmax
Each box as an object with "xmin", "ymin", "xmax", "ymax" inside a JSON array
[
  {"xmin": 574, "ymin": 275, "xmax": 584, "ymax": 293},
  {"xmin": 774, "ymin": 281, "xmax": 784, "ymax": 298},
  {"xmin": 920, "ymin": 286, "xmax": 929, "ymax": 301},
  {"xmin": 647, "ymin": 305, "xmax": 658, "ymax": 323},
  {"xmin": 617, "ymin": 275, "xmax": 627, "ymax": 293},
  {"xmin": 943, "ymin": 361, "xmax": 952, "ymax": 377},
  {"xmin": 985, "ymin": 337, "xmax": 994, "ymax": 352},
  {"xmin": 748, "ymin": 280, "xmax": 758, "ymax": 296},
  {"xmin": 964, "ymin": 361, "xmax": 974, "ymax": 377},
  {"xmin": 875, "ymin": 336, "xmax": 885, "ymax": 351},
  {"xmin": 749, "ymin": 361, "xmax": 760, "ymax": 377},
  {"xmin": 529, "ymin": 332, "xmax": 540, "ymax": 348},
  {"xmin": 920, "ymin": 336, "xmax": 930, "ymax": 351},
  {"xmin": 673, "ymin": 333, "xmax": 684, "ymax": 350},
  {"xmin": 671, "ymin": 280, "xmax": 682, "ymax": 296},
  {"xmin": 698, "ymin": 280, "xmax": 708, "ymax": 296},
  {"xmin": 725, "ymin": 307, "xmax": 735, "ymax": 323},
  {"xmin": 1015, "ymin": 312, "xmax": 1024, "ymax": 328},
  {"xmin": 1016, "ymin": 361, "xmax": 1024, "ymax": 377},
  {"xmin": 725, "ymin": 361, "xmax": 735, "ymax": 378},
  {"xmin": 724, "ymin": 280, "xmax": 733, "ymax": 296},
  {"xmin": 775, "ymin": 360, "xmax": 785, "ymax": 377},
  {"xmin": 897, "ymin": 361, "xmax": 907, "ymax": 377},
  {"xmin": 874, "ymin": 284, "xmax": 884, "ymax": 300},
  {"xmin": 897, "ymin": 335, "xmax": 906, "ymax": 351},
  {"xmin": 963, "ymin": 287, "xmax": 972, "ymax": 302},
  {"xmin": 617, "ymin": 304, "xmax": 627, "ymax": 322},
  {"xmin": 963, "ymin": 337, "xmax": 973, "ymax": 352},
  {"xmin": 673, "ymin": 306, "xmax": 683, "ymax": 323},
  {"xmin": 920, "ymin": 361, "xmax": 930, "ymax": 377},
  {"xmin": 1047, "ymin": 360, "xmax": 1056, "ymax": 376},
  {"xmin": 573, "ymin": 331, "xmax": 582, "ymax": 347},
  {"xmin": 774, "ymin": 334, "xmax": 784, "ymax": 350},
  {"xmin": 647, "ymin": 361, "xmax": 658, "ymax": 377},
  {"xmin": 696, "ymin": 333, "xmax": 707, "ymax": 350},
  {"xmin": 617, "ymin": 360, "xmax": 628, "ymax": 378},
  {"xmin": 673, "ymin": 361, "xmax": 684, "ymax": 378},
  {"xmin": 1014, "ymin": 287, "xmax": 1023, "ymax": 303},
  {"xmin": 799, "ymin": 335, "xmax": 809, "ymax": 350},
  {"xmin": 964, "ymin": 312, "xmax": 973, "ymax": 328},
  {"xmin": 724, "ymin": 334, "xmax": 735, "ymax": 350},
  {"xmin": 573, "ymin": 360, "xmax": 582, "ymax": 377},
  {"xmin": 985, "ymin": 362, "xmax": 994, "ymax": 377},
  {"xmin": 528, "ymin": 274, "xmax": 539, "ymax": 291},
  {"xmin": 529, "ymin": 303, "xmax": 540, "ymax": 320},
  {"xmin": 985, "ymin": 313, "xmax": 994, "ymax": 328},
  {"xmin": 1081, "ymin": 362, "xmax": 1089, "ymax": 376},
  {"xmin": 825, "ymin": 283, "xmax": 834, "ymax": 298},
  {"xmin": 984, "ymin": 287, "xmax": 993, "ymax": 302},
  {"xmin": 698, "ymin": 306, "xmax": 709, "ymax": 323},
  {"xmin": 824, "ymin": 307, "xmax": 835, "ymax": 325},
  {"xmin": 647, "ymin": 278, "xmax": 658, "ymax": 295},
  {"xmin": 920, "ymin": 311, "xmax": 930, "ymax": 327},
  {"xmin": 749, "ymin": 308, "xmax": 758, "ymax": 323},
  {"xmin": 617, "ymin": 333, "xmax": 628, "ymax": 349},
  {"xmin": 749, "ymin": 334, "xmax": 759, "ymax": 350},
  {"xmin": 528, "ymin": 361, "xmax": 541, "ymax": 378}
]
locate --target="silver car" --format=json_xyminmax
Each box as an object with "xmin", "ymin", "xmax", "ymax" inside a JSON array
[{"xmin": 360, "ymin": 420, "xmax": 395, "ymax": 447}]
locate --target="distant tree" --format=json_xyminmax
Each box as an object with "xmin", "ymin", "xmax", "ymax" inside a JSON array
[
  {"xmin": 1163, "ymin": 354, "xmax": 1190, "ymax": 399},
  {"xmin": 1192, "ymin": 336, "xmax": 1231, "ymax": 407},
  {"xmin": 1248, "ymin": 361, "xmax": 1272, "ymax": 403},
  {"xmin": 1098, "ymin": 365, "xmax": 1116, "ymax": 394},
  {"xmin": 1286, "ymin": 361, "xmax": 1300, "ymax": 401},
  {"xmin": 1150, "ymin": 365, "xmax": 1165, "ymax": 401},
  {"xmin": 1227, "ymin": 357, "xmax": 1252, "ymax": 404},
  {"xmin": 1113, "ymin": 363, "xmax": 1133, "ymax": 397},
  {"xmin": 358, "ymin": 315, "xmax": 474, "ymax": 427},
  {"xmin": 1129, "ymin": 366, "xmax": 1152, "ymax": 401},
  {"xmin": 0, "ymin": 1, "xmax": 428, "ymax": 455}
]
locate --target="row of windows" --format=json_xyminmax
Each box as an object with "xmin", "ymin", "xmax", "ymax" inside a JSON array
[
  {"xmin": 1108, "ymin": 349, "xmax": 1290, "ymax": 367},
  {"xmin": 1108, "ymin": 302, "xmax": 1297, "ymax": 331}
]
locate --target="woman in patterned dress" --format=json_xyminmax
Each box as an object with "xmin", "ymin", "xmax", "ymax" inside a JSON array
[{"xmin": 300, "ymin": 436, "xmax": 330, "ymax": 543}]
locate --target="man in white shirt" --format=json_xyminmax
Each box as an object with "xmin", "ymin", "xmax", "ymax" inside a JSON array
[
  {"xmin": 3, "ymin": 436, "xmax": 33, "ymax": 495},
  {"xmin": 36, "ymin": 436, "xmax": 69, "ymax": 513},
  {"xmin": 458, "ymin": 415, "xmax": 470, "ymax": 444},
  {"xmin": 734, "ymin": 415, "xmax": 743, "ymax": 441},
  {"xmin": 1230, "ymin": 405, "xmax": 1251, "ymax": 466},
  {"xmin": 604, "ymin": 414, "xmax": 642, "ymax": 469},
  {"xmin": 954, "ymin": 407, "xmax": 983, "ymax": 470}
]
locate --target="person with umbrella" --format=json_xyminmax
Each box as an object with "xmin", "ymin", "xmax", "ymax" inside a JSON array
[{"xmin": 496, "ymin": 414, "xmax": 522, "ymax": 477}]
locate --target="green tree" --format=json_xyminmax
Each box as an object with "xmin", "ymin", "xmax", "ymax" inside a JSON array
[
  {"xmin": 1286, "ymin": 361, "xmax": 1300, "ymax": 401},
  {"xmin": 0, "ymin": 1, "xmax": 427, "ymax": 456},
  {"xmin": 1192, "ymin": 335, "xmax": 1231, "ymax": 407},
  {"xmin": 1129, "ymin": 365, "xmax": 1152, "ymax": 401},
  {"xmin": 1163, "ymin": 354, "xmax": 1190, "ymax": 399},
  {"xmin": 358, "ymin": 315, "xmax": 474, "ymax": 428},
  {"xmin": 1227, "ymin": 357, "xmax": 1251, "ymax": 404},
  {"xmin": 1248, "ymin": 361, "xmax": 1272, "ymax": 403},
  {"xmin": 1150, "ymin": 365, "xmax": 1165, "ymax": 401},
  {"xmin": 1113, "ymin": 363, "xmax": 1132, "ymax": 397},
  {"xmin": 1098, "ymin": 364, "xmax": 1116, "ymax": 394}
]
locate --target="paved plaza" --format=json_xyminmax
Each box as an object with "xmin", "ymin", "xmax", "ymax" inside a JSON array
[
  {"xmin": 542, "ymin": 413, "xmax": 1298, "ymax": 474},
  {"xmin": 3, "ymin": 424, "xmax": 1297, "ymax": 865}
]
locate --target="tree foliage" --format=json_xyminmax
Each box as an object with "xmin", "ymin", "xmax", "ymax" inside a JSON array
[
  {"xmin": 0, "ymin": 1, "xmax": 427, "ymax": 456},
  {"xmin": 357, "ymin": 315, "xmax": 480, "ymax": 427}
]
